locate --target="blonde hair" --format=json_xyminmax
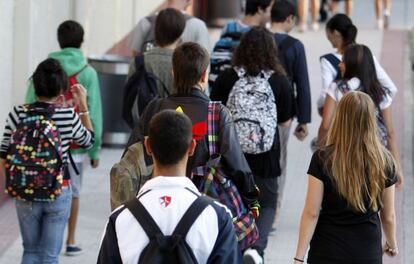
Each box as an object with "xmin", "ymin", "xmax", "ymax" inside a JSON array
[{"xmin": 325, "ymin": 92, "xmax": 394, "ymax": 212}]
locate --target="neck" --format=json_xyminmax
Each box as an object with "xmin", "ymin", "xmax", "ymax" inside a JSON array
[
  {"xmin": 270, "ymin": 23, "xmax": 288, "ymax": 33},
  {"xmin": 168, "ymin": 1, "xmax": 186, "ymax": 11},
  {"xmin": 37, "ymin": 96, "xmax": 59, "ymax": 104},
  {"xmin": 161, "ymin": 41, "xmax": 180, "ymax": 50},
  {"xmin": 242, "ymin": 15, "xmax": 262, "ymax": 26},
  {"xmin": 153, "ymin": 160, "xmax": 187, "ymax": 177}
]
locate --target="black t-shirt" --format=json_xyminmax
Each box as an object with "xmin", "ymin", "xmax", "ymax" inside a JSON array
[
  {"xmin": 307, "ymin": 150, "xmax": 397, "ymax": 264},
  {"xmin": 210, "ymin": 68, "xmax": 294, "ymax": 178}
]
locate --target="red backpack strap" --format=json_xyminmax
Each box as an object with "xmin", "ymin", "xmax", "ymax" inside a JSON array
[{"xmin": 207, "ymin": 101, "xmax": 221, "ymax": 155}]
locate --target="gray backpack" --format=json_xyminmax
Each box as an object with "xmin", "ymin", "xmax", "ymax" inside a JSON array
[{"xmin": 226, "ymin": 67, "xmax": 277, "ymax": 154}]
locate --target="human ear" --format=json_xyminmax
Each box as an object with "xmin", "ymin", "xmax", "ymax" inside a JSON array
[
  {"xmin": 188, "ymin": 139, "xmax": 197, "ymax": 157},
  {"xmin": 144, "ymin": 136, "xmax": 152, "ymax": 156}
]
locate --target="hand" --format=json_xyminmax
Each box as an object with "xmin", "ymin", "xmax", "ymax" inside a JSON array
[
  {"xmin": 90, "ymin": 159, "xmax": 100, "ymax": 169},
  {"xmin": 383, "ymin": 242, "xmax": 398, "ymax": 257},
  {"xmin": 294, "ymin": 124, "xmax": 308, "ymax": 141},
  {"xmin": 70, "ymin": 84, "xmax": 88, "ymax": 111}
]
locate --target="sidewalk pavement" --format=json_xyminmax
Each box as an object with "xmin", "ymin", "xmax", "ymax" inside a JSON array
[{"xmin": 1, "ymin": 1, "xmax": 414, "ymax": 263}]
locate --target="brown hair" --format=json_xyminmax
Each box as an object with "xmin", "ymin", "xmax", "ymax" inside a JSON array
[
  {"xmin": 233, "ymin": 26, "xmax": 286, "ymax": 76},
  {"xmin": 325, "ymin": 92, "xmax": 395, "ymax": 212},
  {"xmin": 172, "ymin": 42, "xmax": 210, "ymax": 94},
  {"xmin": 155, "ymin": 8, "xmax": 186, "ymax": 47}
]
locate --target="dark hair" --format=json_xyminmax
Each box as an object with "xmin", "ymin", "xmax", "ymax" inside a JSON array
[
  {"xmin": 57, "ymin": 20, "xmax": 84, "ymax": 49},
  {"xmin": 32, "ymin": 58, "xmax": 68, "ymax": 98},
  {"xmin": 172, "ymin": 42, "xmax": 210, "ymax": 94},
  {"xmin": 271, "ymin": 0, "xmax": 296, "ymax": 22},
  {"xmin": 233, "ymin": 26, "xmax": 286, "ymax": 76},
  {"xmin": 326, "ymin": 14, "xmax": 357, "ymax": 49},
  {"xmin": 148, "ymin": 110, "xmax": 193, "ymax": 166},
  {"xmin": 155, "ymin": 8, "xmax": 186, "ymax": 47},
  {"xmin": 342, "ymin": 44, "xmax": 386, "ymax": 107},
  {"xmin": 245, "ymin": 0, "xmax": 272, "ymax": 15}
]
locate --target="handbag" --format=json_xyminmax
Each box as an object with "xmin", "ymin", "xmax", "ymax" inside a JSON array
[{"xmin": 192, "ymin": 101, "xmax": 259, "ymax": 250}]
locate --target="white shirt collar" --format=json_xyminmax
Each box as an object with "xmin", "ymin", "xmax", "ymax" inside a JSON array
[{"xmin": 138, "ymin": 176, "xmax": 199, "ymax": 195}]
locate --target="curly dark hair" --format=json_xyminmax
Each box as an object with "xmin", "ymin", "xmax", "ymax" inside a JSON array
[{"xmin": 233, "ymin": 26, "xmax": 286, "ymax": 76}]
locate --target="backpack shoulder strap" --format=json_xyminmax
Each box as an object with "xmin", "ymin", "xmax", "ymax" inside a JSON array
[
  {"xmin": 135, "ymin": 55, "xmax": 146, "ymax": 70},
  {"xmin": 125, "ymin": 198, "xmax": 163, "ymax": 239},
  {"xmin": 69, "ymin": 64, "xmax": 89, "ymax": 78},
  {"xmin": 207, "ymin": 101, "xmax": 221, "ymax": 156},
  {"xmin": 172, "ymin": 195, "xmax": 212, "ymax": 237},
  {"xmin": 320, "ymin": 53, "xmax": 341, "ymax": 70},
  {"xmin": 278, "ymin": 35, "xmax": 297, "ymax": 52}
]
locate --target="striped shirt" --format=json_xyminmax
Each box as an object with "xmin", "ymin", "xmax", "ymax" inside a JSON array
[{"xmin": 0, "ymin": 103, "xmax": 94, "ymax": 164}]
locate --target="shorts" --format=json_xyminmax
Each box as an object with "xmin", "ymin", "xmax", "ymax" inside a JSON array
[{"xmin": 68, "ymin": 161, "xmax": 84, "ymax": 198}]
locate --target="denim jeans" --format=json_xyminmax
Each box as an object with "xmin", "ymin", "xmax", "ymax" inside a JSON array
[{"xmin": 15, "ymin": 187, "xmax": 72, "ymax": 264}]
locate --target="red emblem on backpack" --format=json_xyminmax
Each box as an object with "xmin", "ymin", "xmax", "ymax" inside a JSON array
[{"xmin": 159, "ymin": 196, "xmax": 172, "ymax": 208}]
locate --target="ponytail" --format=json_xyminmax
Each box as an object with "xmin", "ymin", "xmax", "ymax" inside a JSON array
[{"xmin": 326, "ymin": 14, "xmax": 358, "ymax": 49}]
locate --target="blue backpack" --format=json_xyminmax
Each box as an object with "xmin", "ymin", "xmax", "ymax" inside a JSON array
[
  {"xmin": 209, "ymin": 22, "xmax": 250, "ymax": 90},
  {"xmin": 122, "ymin": 55, "xmax": 169, "ymax": 129}
]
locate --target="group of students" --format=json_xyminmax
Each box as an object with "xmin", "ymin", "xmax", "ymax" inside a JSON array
[
  {"xmin": 0, "ymin": 0, "xmax": 402, "ymax": 263},
  {"xmin": 299, "ymin": 0, "xmax": 393, "ymax": 31}
]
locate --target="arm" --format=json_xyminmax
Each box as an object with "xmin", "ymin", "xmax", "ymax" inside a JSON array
[
  {"xmin": 207, "ymin": 206, "xmax": 242, "ymax": 264},
  {"xmin": 319, "ymin": 58, "xmax": 336, "ymax": 110},
  {"xmin": 318, "ymin": 95, "xmax": 336, "ymax": 146},
  {"xmin": 219, "ymin": 106, "xmax": 259, "ymax": 206},
  {"xmin": 83, "ymin": 68, "xmax": 103, "ymax": 162},
  {"xmin": 373, "ymin": 56, "xmax": 398, "ymax": 98},
  {"xmin": 380, "ymin": 185, "xmax": 398, "ymax": 256},
  {"xmin": 381, "ymin": 106, "xmax": 403, "ymax": 186},
  {"xmin": 129, "ymin": 18, "xmax": 151, "ymax": 56},
  {"xmin": 194, "ymin": 19, "xmax": 211, "ymax": 52},
  {"xmin": 294, "ymin": 175, "xmax": 324, "ymax": 263},
  {"xmin": 97, "ymin": 219, "xmax": 123, "ymax": 264},
  {"xmin": 293, "ymin": 42, "xmax": 312, "ymax": 125}
]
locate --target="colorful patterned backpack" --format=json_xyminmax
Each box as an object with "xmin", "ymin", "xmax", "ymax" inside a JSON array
[
  {"xmin": 4, "ymin": 104, "xmax": 64, "ymax": 202},
  {"xmin": 192, "ymin": 102, "xmax": 259, "ymax": 251}
]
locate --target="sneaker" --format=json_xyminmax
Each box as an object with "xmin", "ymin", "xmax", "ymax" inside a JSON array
[
  {"xmin": 243, "ymin": 248, "xmax": 264, "ymax": 264},
  {"xmin": 311, "ymin": 22, "xmax": 320, "ymax": 31},
  {"xmin": 268, "ymin": 227, "xmax": 277, "ymax": 236},
  {"xmin": 377, "ymin": 19, "xmax": 384, "ymax": 30},
  {"xmin": 65, "ymin": 245, "xmax": 83, "ymax": 256}
]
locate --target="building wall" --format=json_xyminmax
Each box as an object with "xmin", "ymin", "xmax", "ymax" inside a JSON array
[{"xmin": 0, "ymin": 0, "xmax": 164, "ymax": 204}]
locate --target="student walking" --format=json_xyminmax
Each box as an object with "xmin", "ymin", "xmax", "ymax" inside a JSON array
[
  {"xmin": 375, "ymin": 0, "xmax": 392, "ymax": 29},
  {"xmin": 318, "ymin": 14, "xmax": 397, "ymax": 115},
  {"xmin": 210, "ymin": 27, "xmax": 294, "ymax": 263},
  {"xmin": 294, "ymin": 92, "xmax": 398, "ymax": 264},
  {"xmin": 0, "ymin": 58, "xmax": 95, "ymax": 264},
  {"xmin": 127, "ymin": 8, "xmax": 186, "ymax": 94},
  {"xmin": 270, "ymin": 0, "xmax": 312, "ymax": 183},
  {"xmin": 129, "ymin": 0, "xmax": 209, "ymax": 55},
  {"xmin": 318, "ymin": 44, "xmax": 403, "ymax": 185},
  {"xmin": 25, "ymin": 20, "xmax": 103, "ymax": 256},
  {"xmin": 98, "ymin": 110, "xmax": 241, "ymax": 263}
]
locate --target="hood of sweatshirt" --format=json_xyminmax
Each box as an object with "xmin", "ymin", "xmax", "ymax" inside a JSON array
[{"xmin": 48, "ymin": 48, "xmax": 87, "ymax": 76}]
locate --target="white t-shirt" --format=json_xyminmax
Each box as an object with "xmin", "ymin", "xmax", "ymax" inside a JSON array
[
  {"xmin": 129, "ymin": 13, "xmax": 210, "ymax": 53},
  {"xmin": 326, "ymin": 77, "xmax": 393, "ymax": 109},
  {"xmin": 318, "ymin": 52, "xmax": 397, "ymax": 108}
]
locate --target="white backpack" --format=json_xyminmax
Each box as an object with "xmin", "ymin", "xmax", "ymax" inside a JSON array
[{"xmin": 226, "ymin": 67, "xmax": 277, "ymax": 154}]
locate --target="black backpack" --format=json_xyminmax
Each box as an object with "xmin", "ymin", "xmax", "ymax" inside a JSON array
[
  {"xmin": 320, "ymin": 53, "xmax": 342, "ymax": 81},
  {"xmin": 125, "ymin": 195, "xmax": 212, "ymax": 264},
  {"xmin": 122, "ymin": 55, "xmax": 169, "ymax": 129}
]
